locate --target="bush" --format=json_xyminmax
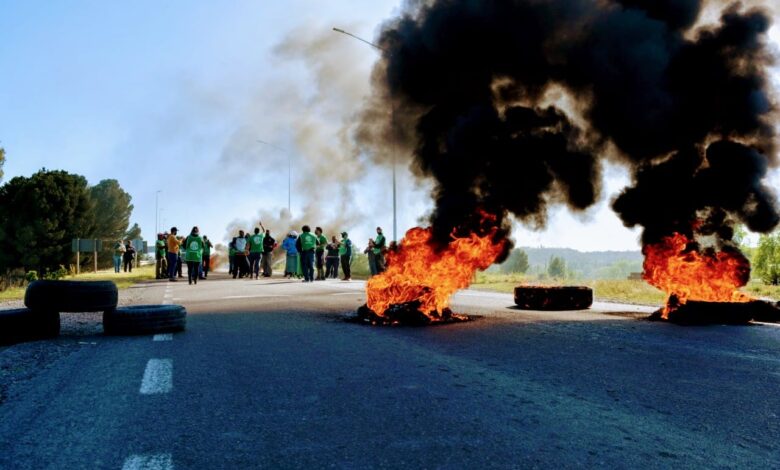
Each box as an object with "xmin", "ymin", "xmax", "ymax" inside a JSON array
[
  {"xmin": 25, "ymin": 271, "xmax": 38, "ymax": 283},
  {"xmin": 43, "ymin": 265, "xmax": 68, "ymax": 281}
]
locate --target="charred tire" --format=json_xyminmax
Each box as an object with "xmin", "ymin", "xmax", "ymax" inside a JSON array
[
  {"xmin": 0, "ymin": 308, "xmax": 60, "ymax": 344},
  {"xmin": 25, "ymin": 280, "xmax": 118, "ymax": 313},
  {"xmin": 103, "ymin": 305, "xmax": 186, "ymax": 335},
  {"xmin": 514, "ymin": 286, "xmax": 593, "ymax": 311}
]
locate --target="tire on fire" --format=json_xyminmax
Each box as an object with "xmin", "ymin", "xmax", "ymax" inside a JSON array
[
  {"xmin": 0, "ymin": 308, "xmax": 60, "ymax": 344},
  {"xmin": 514, "ymin": 285, "xmax": 593, "ymax": 311},
  {"xmin": 25, "ymin": 280, "xmax": 118, "ymax": 313},
  {"xmin": 103, "ymin": 305, "xmax": 187, "ymax": 335}
]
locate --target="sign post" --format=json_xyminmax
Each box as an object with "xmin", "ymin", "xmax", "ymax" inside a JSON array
[
  {"xmin": 75, "ymin": 238, "xmax": 80, "ymax": 275},
  {"xmin": 71, "ymin": 239, "xmax": 103, "ymax": 275}
]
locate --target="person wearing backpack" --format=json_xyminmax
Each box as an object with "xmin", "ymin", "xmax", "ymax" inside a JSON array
[
  {"xmin": 339, "ymin": 231, "xmax": 353, "ymax": 281},
  {"xmin": 184, "ymin": 226, "xmax": 205, "ymax": 285}
]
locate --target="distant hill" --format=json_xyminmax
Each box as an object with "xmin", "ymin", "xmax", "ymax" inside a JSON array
[{"xmin": 492, "ymin": 247, "xmax": 643, "ymax": 280}]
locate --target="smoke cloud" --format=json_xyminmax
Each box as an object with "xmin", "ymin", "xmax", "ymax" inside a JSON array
[{"xmin": 359, "ymin": 0, "xmax": 778, "ymax": 252}]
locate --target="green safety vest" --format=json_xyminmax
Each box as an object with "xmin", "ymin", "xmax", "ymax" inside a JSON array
[
  {"xmin": 338, "ymin": 238, "xmax": 351, "ymax": 256},
  {"xmin": 316, "ymin": 234, "xmax": 327, "ymax": 250},
  {"xmin": 300, "ymin": 232, "xmax": 317, "ymax": 251},
  {"xmin": 184, "ymin": 235, "xmax": 204, "ymax": 262},
  {"xmin": 155, "ymin": 240, "xmax": 166, "ymax": 257},
  {"xmin": 374, "ymin": 234, "xmax": 386, "ymax": 254},
  {"xmin": 250, "ymin": 234, "xmax": 264, "ymax": 253},
  {"xmin": 203, "ymin": 241, "xmax": 211, "ymax": 256}
]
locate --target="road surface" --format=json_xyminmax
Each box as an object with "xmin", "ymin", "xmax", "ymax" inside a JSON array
[{"xmin": 0, "ymin": 274, "xmax": 778, "ymax": 468}]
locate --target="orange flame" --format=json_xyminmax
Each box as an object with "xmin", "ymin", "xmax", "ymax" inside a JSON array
[
  {"xmin": 643, "ymin": 232, "xmax": 751, "ymax": 316},
  {"xmin": 366, "ymin": 224, "xmax": 506, "ymax": 319}
]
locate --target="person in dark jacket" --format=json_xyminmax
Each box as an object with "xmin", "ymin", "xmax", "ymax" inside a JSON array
[
  {"xmin": 123, "ymin": 241, "xmax": 136, "ymax": 273},
  {"xmin": 261, "ymin": 229, "xmax": 276, "ymax": 277}
]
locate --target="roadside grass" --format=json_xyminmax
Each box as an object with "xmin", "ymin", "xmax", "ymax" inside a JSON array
[
  {"xmin": 473, "ymin": 273, "xmax": 780, "ymax": 305},
  {"xmin": 0, "ymin": 265, "xmax": 155, "ymax": 302}
]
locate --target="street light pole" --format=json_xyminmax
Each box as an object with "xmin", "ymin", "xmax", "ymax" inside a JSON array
[
  {"xmin": 257, "ymin": 139, "xmax": 291, "ymax": 216},
  {"xmin": 333, "ymin": 26, "xmax": 398, "ymax": 242}
]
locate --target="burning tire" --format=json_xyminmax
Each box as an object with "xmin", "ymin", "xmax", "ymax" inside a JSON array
[
  {"xmin": 103, "ymin": 305, "xmax": 186, "ymax": 335},
  {"xmin": 649, "ymin": 300, "xmax": 780, "ymax": 325},
  {"xmin": 0, "ymin": 308, "xmax": 60, "ymax": 344},
  {"xmin": 514, "ymin": 285, "xmax": 593, "ymax": 311},
  {"xmin": 25, "ymin": 280, "xmax": 118, "ymax": 313}
]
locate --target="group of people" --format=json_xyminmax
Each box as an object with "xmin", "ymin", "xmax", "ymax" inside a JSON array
[
  {"xmin": 228, "ymin": 222, "xmax": 276, "ymax": 279},
  {"xmin": 156, "ymin": 227, "xmax": 214, "ymax": 285},
  {"xmin": 112, "ymin": 240, "xmax": 138, "ymax": 273}
]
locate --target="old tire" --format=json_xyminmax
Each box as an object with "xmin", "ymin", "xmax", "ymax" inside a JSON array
[
  {"xmin": 103, "ymin": 305, "xmax": 186, "ymax": 335},
  {"xmin": 25, "ymin": 280, "xmax": 118, "ymax": 313},
  {"xmin": 514, "ymin": 285, "xmax": 593, "ymax": 311},
  {"xmin": 0, "ymin": 308, "xmax": 60, "ymax": 344}
]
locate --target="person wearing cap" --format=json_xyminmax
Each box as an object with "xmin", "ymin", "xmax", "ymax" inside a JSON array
[
  {"xmin": 184, "ymin": 226, "xmax": 205, "ymax": 285},
  {"xmin": 155, "ymin": 233, "xmax": 167, "ymax": 279},
  {"xmin": 281, "ymin": 230, "xmax": 300, "ymax": 279},
  {"xmin": 339, "ymin": 231, "xmax": 353, "ymax": 281},
  {"xmin": 166, "ymin": 227, "xmax": 181, "ymax": 281}
]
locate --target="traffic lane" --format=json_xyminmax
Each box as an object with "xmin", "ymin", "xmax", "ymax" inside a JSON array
[
  {"xmin": 167, "ymin": 302, "xmax": 779, "ymax": 467},
  {"xmin": 0, "ymin": 333, "xmax": 180, "ymax": 469}
]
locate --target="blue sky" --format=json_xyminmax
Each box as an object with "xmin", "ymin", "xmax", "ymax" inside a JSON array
[{"xmin": 1, "ymin": 2, "xmax": 778, "ymax": 252}]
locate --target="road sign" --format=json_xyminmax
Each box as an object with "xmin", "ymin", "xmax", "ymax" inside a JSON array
[{"xmin": 71, "ymin": 239, "xmax": 103, "ymax": 253}]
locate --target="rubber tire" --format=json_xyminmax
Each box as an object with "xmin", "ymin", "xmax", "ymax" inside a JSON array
[
  {"xmin": 514, "ymin": 286, "xmax": 593, "ymax": 311},
  {"xmin": 25, "ymin": 280, "xmax": 118, "ymax": 313},
  {"xmin": 0, "ymin": 308, "xmax": 60, "ymax": 344},
  {"xmin": 103, "ymin": 305, "xmax": 186, "ymax": 335}
]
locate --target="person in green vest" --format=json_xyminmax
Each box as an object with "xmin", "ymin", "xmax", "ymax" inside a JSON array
[
  {"xmin": 339, "ymin": 231, "xmax": 353, "ymax": 281},
  {"xmin": 298, "ymin": 225, "xmax": 318, "ymax": 282},
  {"xmin": 374, "ymin": 226, "xmax": 387, "ymax": 274},
  {"xmin": 314, "ymin": 227, "xmax": 328, "ymax": 281},
  {"xmin": 248, "ymin": 227, "xmax": 265, "ymax": 280},
  {"xmin": 200, "ymin": 235, "xmax": 213, "ymax": 280},
  {"xmin": 154, "ymin": 234, "xmax": 167, "ymax": 279},
  {"xmin": 184, "ymin": 226, "xmax": 205, "ymax": 285}
]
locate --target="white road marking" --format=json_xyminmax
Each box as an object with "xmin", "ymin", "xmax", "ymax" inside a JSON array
[
  {"xmin": 140, "ymin": 359, "xmax": 173, "ymax": 395},
  {"xmin": 153, "ymin": 334, "xmax": 173, "ymax": 342},
  {"xmin": 329, "ymin": 292, "xmax": 363, "ymax": 296},
  {"xmin": 221, "ymin": 294, "xmax": 291, "ymax": 299},
  {"xmin": 122, "ymin": 453, "xmax": 173, "ymax": 470}
]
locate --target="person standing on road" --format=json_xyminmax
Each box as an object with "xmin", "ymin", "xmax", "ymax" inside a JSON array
[
  {"xmin": 228, "ymin": 239, "xmax": 237, "ymax": 276},
  {"xmin": 281, "ymin": 231, "xmax": 299, "ymax": 279},
  {"xmin": 233, "ymin": 230, "xmax": 249, "ymax": 279},
  {"xmin": 261, "ymin": 228, "xmax": 276, "ymax": 277},
  {"xmin": 184, "ymin": 226, "xmax": 205, "ymax": 285},
  {"xmin": 339, "ymin": 231, "xmax": 353, "ymax": 281},
  {"xmin": 299, "ymin": 225, "xmax": 317, "ymax": 283},
  {"xmin": 314, "ymin": 227, "xmax": 327, "ymax": 281},
  {"xmin": 326, "ymin": 236, "xmax": 340, "ymax": 279},
  {"xmin": 113, "ymin": 240, "xmax": 125, "ymax": 273},
  {"xmin": 154, "ymin": 234, "xmax": 167, "ymax": 279},
  {"xmin": 374, "ymin": 226, "xmax": 387, "ymax": 274},
  {"xmin": 248, "ymin": 228, "xmax": 264, "ymax": 279},
  {"xmin": 166, "ymin": 227, "xmax": 181, "ymax": 281},
  {"xmin": 364, "ymin": 239, "xmax": 377, "ymax": 276},
  {"xmin": 201, "ymin": 235, "xmax": 213, "ymax": 279},
  {"xmin": 123, "ymin": 241, "xmax": 136, "ymax": 273}
]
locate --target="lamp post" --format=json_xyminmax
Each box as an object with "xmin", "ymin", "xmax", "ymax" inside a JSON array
[
  {"xmin": 333, "ymin": 27, "xmax": 398, "ymax": 242},
  {"xmin": 257, "ymin": 139, "xmax": 291, "ymax": 216},
  {"xmin": 155, "ymin": 190, "xmax": 162, "ymax": 235}
]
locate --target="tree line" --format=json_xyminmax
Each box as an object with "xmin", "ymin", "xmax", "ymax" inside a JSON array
[{"xmin": 0, "ymin": 164, "xmax": 138, "ymax": 277}]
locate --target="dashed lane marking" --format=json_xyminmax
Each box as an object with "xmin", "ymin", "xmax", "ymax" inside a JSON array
[
  {"xmin": 221, "ymin": 294, "xmax": 292, "ymax": 299},
  {"xmin": 153, "ymin": 334, "xmax": 173, "ymax": 342},
  {"xmin": 139, "ymin": 359, "xmax": 173, "ymax": 395},
  {"xmin": 122, "ymin": 453, "xmax": 173, "ymax": 470}
]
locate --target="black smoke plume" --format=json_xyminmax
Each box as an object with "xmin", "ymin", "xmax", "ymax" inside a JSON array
[{"xmin": 360, "ymin": 0, "xmax": 778, "ymax": 253}]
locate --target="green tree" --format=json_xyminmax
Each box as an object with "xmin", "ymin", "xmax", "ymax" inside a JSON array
[
  {"xmin": 548, "ymin": 255, "xmax": 567, "ymax": 279},
  {"xmin": 501, "ymin": 248, "xmax": 530, "ymax": 273},
  {"xmin": 0, "ymin": 169, "xmax": 95, "ymax": 275},
  {"xmin": 90, "ymin": 179, "xmax": 133, "ymax": 240},
  {"xmin": 754, "ymin": 232, "xmax": 780, "ymax": 285},
  {"xmin": 125, "ymin": 223, "xmax": 142, "ymax": 241}
]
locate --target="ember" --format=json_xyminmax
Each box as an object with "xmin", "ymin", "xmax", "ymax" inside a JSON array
[
  {"xmin": 643, "ymin": 232, "xmax": 751, "ymax": 318},
  {"xmin": 365, "ymin": 217, "xmax": 505, "ymax": 324}
]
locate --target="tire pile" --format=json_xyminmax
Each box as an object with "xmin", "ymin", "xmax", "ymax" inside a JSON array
[{"xmin": 0, "ymin": 280, "xmax": 186, "ymax": 345}]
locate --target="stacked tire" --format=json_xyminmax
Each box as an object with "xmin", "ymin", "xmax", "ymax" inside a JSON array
[
  {"xmin": 103, "ymin": 305, "xmax": 186, "ymax": 335},
  {"xmin": 0, "ymin": 308, "xmax": 60, "ymax": 345}
]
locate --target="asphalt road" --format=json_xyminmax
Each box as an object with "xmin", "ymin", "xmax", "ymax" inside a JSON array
[{"xmin": 1, "ymin": 274, "xmax": 779, "ymax": 469}]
